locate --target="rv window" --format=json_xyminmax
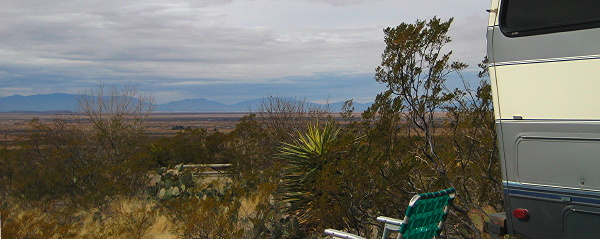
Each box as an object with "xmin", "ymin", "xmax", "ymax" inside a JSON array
[{"xmin": 500, "ymin": 0, "xmax": 600, "ymax": 37}]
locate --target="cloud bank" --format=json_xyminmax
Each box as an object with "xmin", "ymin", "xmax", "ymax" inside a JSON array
[{"xmin": 0, "ymin": 0, "xmax": 490, "ymax": 103}]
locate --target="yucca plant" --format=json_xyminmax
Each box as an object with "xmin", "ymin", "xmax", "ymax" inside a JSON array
[{"xmin": 277, "ymin": 122, "xmax": 342, "ymax": 229}]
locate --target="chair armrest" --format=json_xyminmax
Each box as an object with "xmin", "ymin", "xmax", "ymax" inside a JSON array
[
  {"xmin": 324, "ymin": 229, "xmax": 366, "ymax": 239},
  {"xmin": 377, "ymin": 216, "xmax": 404, "ymax": 235},
  {"xmin": 376, "ymin": 216, "xmax": 404, "ymax": 226}
]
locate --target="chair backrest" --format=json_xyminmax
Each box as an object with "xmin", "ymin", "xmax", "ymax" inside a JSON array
[{"xmin": 398, "ymin": 187, "xmax": 456, "ymax": 239}]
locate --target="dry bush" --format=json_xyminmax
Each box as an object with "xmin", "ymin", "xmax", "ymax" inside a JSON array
[
  {"xmin": 76, "ymin": 198, "xmax": 164, "ymax": 239},
  {"xmin": 3, "ymin": 85, "xmax": 153, "ymax": 209},
  {"xmin": 257, "ymin": 96, "xmax": 332, "ymax": 142},
  {"xmin": 1, "ymin": 201, "xmax": 77, "ymax": 239},
  {"xmin": 1, "ymin": 197, "xmax": 178, "ymax": 239}
]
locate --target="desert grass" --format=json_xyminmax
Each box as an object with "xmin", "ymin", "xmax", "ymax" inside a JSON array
[
  {"xmin": 0, "ymin": 179, "xmax": 283, "ymax": 239},
  {"xmin": 1, "ymin": 197, "xmax": 179, "ymax": 239}
]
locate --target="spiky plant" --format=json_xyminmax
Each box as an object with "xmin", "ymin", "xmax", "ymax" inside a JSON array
[{"xmin": 277, "ymin": 122, "xmax": 340, "ymax": 224}]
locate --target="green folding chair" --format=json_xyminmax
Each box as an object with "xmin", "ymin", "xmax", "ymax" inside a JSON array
[{"xmin": 324, "ymin": 187, "xmax": 456, "ymax": 239}]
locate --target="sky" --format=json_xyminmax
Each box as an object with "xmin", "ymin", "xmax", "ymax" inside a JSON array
[{"xmin": 0, "ymin": 0, "xmax": 491, "ymax": 104}]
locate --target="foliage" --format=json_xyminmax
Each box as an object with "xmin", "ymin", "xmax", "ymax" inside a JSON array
[
  {"xmin": 445, "ymin": 56, "xmax": 501, "ymax": 211},
  {"xmin": 225, "ymin": 114, "xmax": 281, "ymax": 193},
  {"xmin": 150, "ymin": 128, "xmax": 210, "ymax": 166},
  {"xmin": 161, "ymin": 195, "xmax": 243, "ymax": 239},
  {"xmin": 0, "ymin": 197, "xmax": 171, "ymax": 239},
  {"xmin": 149, "ymin": 128, "xmax": 235, "ymax": 167},
  {"xmin": 149, "ymin": 164, "xmax": 195, "ymax": 200},
  {"xmin": 77, "ymin": 84, "xmax": 154, "ymax": 163},
  {"xmin": 158, "ymin": 178, "xmax": 289, "ymax": 239},
  {"xmin": 361, "ymin": 18, "xmax": 500, "ymax": 237},
  {"xmin": 0, "ymin": 201, "xmax": 78, "ymax": 239},
  {"xmin": 257, "ymin": 96, "xmax": 332, "ymax": 142},
  {"xmin": 277, "ymin": 122, "xmax": 343, "ymax": 231},
  {"xmin": 3, "ymin": 85, "xmax": 153, "ymax": 209}
]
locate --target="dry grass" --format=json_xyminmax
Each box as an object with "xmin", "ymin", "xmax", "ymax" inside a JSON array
[
  {"xmin": 0, "ymin": 176, "xmax": 281, "ymax": 239},
  {"xmin": 1, "ymin": 197, "xmax": 180, "ymax": 239}
]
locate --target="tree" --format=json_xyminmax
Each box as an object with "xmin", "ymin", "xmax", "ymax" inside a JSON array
[
  {"xmin": 367, "ymin": 17, "xmax": 465, "ymax": 194},
  {"xmin": 11, "ymin": 84, "xmax": 154, "ymax": 208},
  {"xmin": 257, "ymin": 96, "xmax": 332, "ymax": 142},
  {"xmin": 77, "ymin": 84, "xmax": 154, "ymax": 162},
  {"xmin": 364, "ymin": 17, "xmax": 499, "ymax": 237},
  {"xmin": 445, "ymin": 56, "xmax": 502, "ymax": 214},
  {"xmin": 150, "ymin": 128, "xmax": 210, "ymax": 166}
]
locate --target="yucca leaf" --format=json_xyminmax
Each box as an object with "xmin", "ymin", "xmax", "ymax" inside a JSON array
[{"xmin": 277, "ymin": 122, "xmax": 340, "ymax": 219}]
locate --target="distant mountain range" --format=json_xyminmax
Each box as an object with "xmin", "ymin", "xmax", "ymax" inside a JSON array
[{"xmin": 0, "ymin": 93, "xmax": 372, "ymax": 112}]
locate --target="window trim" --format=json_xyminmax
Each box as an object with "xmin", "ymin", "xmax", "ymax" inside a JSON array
[{"xmin": 499, "ymin": 0, "xmax": 600, "ymax": 37}]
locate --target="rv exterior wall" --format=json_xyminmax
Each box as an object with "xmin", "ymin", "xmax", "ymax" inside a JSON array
[{"xmin": 488, "ymin": 0, "xmax": 600, "ymax": 238}]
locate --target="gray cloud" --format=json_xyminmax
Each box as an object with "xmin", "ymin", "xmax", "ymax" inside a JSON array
[
  {"xmin": 300, "ymin": 0, "xmax": 392, "ymax": 6},
  {"xmin": 0, "ymin": 0, "xmax": 490, "ymax": 103}
]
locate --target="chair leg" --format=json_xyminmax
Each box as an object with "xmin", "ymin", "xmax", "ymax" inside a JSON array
[{"xmin": 381, "ymin": 228, "xmax": 392, "ymax": 239}]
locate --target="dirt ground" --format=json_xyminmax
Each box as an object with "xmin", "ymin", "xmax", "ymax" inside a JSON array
[{"xmin": 0, "ymin": 112, "xmax": 249, "ymax": 145}]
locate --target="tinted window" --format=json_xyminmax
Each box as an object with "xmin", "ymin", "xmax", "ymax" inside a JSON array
[{"xmin": 500, "ymin": 0, "xmax": 600, "ymax": 36}]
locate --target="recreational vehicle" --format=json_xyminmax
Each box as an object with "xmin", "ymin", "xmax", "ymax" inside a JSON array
[{"xmin": 487, "ymin": 0, "xmax": 600, "ymax": 238}]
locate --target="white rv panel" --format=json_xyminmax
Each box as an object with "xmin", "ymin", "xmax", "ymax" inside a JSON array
[{"xmin": 494, "ymin": 59, "xmax": 600, "ymax": 120}]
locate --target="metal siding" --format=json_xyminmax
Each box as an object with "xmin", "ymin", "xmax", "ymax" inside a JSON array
[
  {"xmin": 503, "ymin": 182, "xmax": 600, "ymax": 238},
  {"xmin": 498, "ymin": 121, "xmax": 600, "ymax": 237},
  {"xmin": 563, "ymin": 206, "xmax": 600, "ymax": 239},
  {"xmin": 517, "ymin": 138, "xmax": 600, "ymax": 190},
  {"xmin": 499, "ymin": 120, "xmax": 600, "ymax": 187},
  {"xmin": 507, "ymin": 197, "xmax": 564, "ymax": 239},
  {"xmin": 494, "ymin": 59, "xmax": 600, "ymax": 120}
]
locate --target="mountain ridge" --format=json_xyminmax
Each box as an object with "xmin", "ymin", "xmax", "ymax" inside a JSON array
[{"xmin": 0, "ymin": 94, "xmax": 372, "ymax": 112}]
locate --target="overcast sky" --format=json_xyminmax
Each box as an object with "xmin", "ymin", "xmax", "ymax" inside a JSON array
[{"xmin": 0, "ymin": 0, "xmax": 491, "ymax": 104}]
